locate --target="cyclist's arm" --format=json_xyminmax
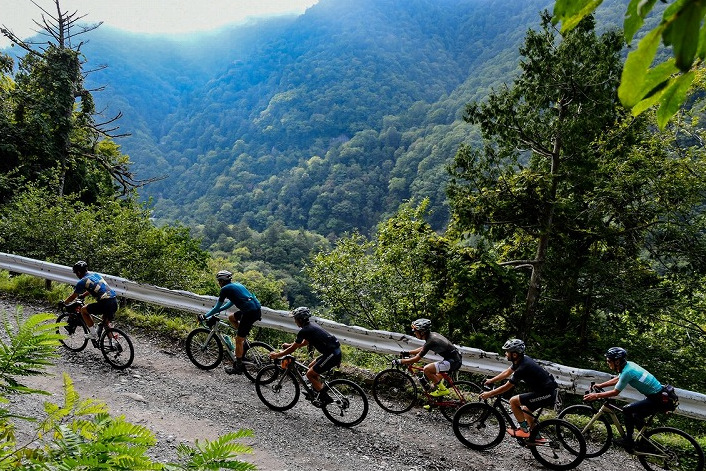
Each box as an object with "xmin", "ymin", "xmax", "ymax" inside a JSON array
[
  {"xmin": 480, "ymin": 380, "xmax": 514, "ymax": 400},
  {"xmin": 205, "ymin": 299, "xmax": 232, "ymax": 317},
  {"xmin": 400, "ymin": 351, "xmax": 423, "ymax": 365},
  {"xmin": 271, "ymin": 339, "xmax": 308, "ymax": 359},
  {"xmin": 584, "ymin": 387, "xmax": 620, "ymax": 401},
  {"xmin": 485, "ymin": 366, "xmax": 513, "ymax": 385},
  {"xmin": 62, "ymin": 292, "xmax": 78, "ymax": 305},
  {"xmin": 595, "ymin": 377, "xmax": 619, "ymax": 389}
]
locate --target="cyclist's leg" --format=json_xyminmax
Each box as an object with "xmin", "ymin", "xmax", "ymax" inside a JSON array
[
  {"xmin": 623, "ymin": 397, "xmax": 662, "ymax": 444},
  {"xmin": 424, "ymin": 361, "xmax": 443, "ymax": 385},
  {"xmin": 310, "ymin": 349, "xmax": 341, "ymax": 405},
  {"xmin": 234, "ymin": 310, "xmax": 258, "ymax": 359},
  {"xmin": 522, "ymin": 389, "xmax": 557, "ymax": 430}
]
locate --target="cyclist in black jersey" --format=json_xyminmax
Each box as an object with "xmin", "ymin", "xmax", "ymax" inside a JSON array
[
  {"xmin": 396, "ymin": 318, "xmax": 463, "ymax": 397},
  {"xmin": 479, "ymin": 338, "xmax": 558, "ymax": 439},
  {"xmin": 269, "ymin": 307, "xmax": 341, "ymax": 406}
]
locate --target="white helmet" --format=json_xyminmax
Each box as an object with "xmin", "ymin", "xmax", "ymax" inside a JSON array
[{"xmin": 216, "ymin": 270, "xmax": 232, "ymax": 282}]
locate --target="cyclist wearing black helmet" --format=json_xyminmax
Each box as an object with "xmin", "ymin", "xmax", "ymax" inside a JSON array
[
  {"xmin": 203, "ymin": 270, "xmax": 262, "ymax": 375},
  {"xmin": 583, "ymin": 347, "xmax": 676, "ymax": 451},
  {"xmin": 479, "ymin": 338, "xmax": 558, "ymax": 440},
  {"xmin": 59, "ymin": 261, "xmax": 118, "ymax": 340},
  {"xmin": 396, "ymin": 318, "xmax": 463, "ymax": 397},
  {"xmin": 269, "ymin": 307, "xmax": 341, "ymax": 406}
]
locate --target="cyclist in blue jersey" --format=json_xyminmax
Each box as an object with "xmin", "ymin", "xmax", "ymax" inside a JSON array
[
  {"xmin": 583, "ymin": 347, "xmax": 677, "ymax": 451},
  {"xmin": 479, "ymin": 338, "xmax": 558, "ymax": 440},
  {"xmin": 59, "ymin": 261, "xmax": 118, "ymax": 340},
  {"xmin": 269, "ymin": 307, "xmax": 341, "ymax": 407},
  {"xmin": 203, "ymin": 270, "xmax": 262, "ymax": 375}
]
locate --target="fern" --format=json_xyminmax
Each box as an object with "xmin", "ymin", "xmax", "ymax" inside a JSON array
[{"xmin": 172, "ymin": 431, "xmax": 256, "ymax": 470}]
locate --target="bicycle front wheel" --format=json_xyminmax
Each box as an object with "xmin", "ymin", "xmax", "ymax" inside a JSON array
[
  {"xmin": 558, "ymin": 404, "xmax": 612, "ymax": 457},
  {"xmin": 638, "ymin": 426, "xmax": 704, "ymax": 471},
  {"xmin": 242, "ymin": 341, "xmax": 274, "ymax": 382},
  {"xmin": 452, "ymin": 402, "xmax": 505, "ymax": 450},
  {"xmin": 529, "ymin": 418, "xmax": 586, "ymax": 471},
  {"xmin": 322, "ymin": 379, "xmax": 369, "ymax": 427},
  {"xmin": 255, "ymin": 364, "xmax": 300, "ymax": 411},
  {"xmin": 99, "ymin": 327, "xmax": 135, "ymax": 370},
  {"xmin": 372, "ymin": 368, "xmax": 417, "ymax": 413},
  {"xmin": 56, "ymin": 313, "xmax": 89, "ymax": 352},
  {"xmin": 185, "ymin": 327, "xmax": 223, "ymax": 370},
  {"xmin": 439, "ymin": 380, "xmax": 482, "ymax": 421}
]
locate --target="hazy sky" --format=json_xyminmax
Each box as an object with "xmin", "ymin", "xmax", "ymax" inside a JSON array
[{"xmin": 0, "ymin": 0, "xmax": 320, "ymax": 47}]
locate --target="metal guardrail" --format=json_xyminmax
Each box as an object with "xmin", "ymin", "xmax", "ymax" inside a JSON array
[{"xmin": 1, "ymin": 251, "xmax": 705, "ymax": 419}]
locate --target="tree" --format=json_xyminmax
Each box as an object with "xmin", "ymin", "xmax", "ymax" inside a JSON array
[{"xmin": 553, "ymin": 0, "xmax": 704, "ymax": 129}]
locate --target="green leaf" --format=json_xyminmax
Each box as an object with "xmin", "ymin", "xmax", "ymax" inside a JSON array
[
  {"xmin": 664, "ymin": 1, "xmax": 706, "ymax": 70},
  {"xmin": 657, "ymin": 71, "xmax": 695, "ymax": 128},
  {"xmin": 553, "ymin": 0, "xmax": 604, "ymax": 31},
  {"xmin": 619, "ymin": 26, "xmax": 668, "ymax": 107},
  {"xmin": 624, "ymin": 0, "xmax": 657, "ymax": 43}
]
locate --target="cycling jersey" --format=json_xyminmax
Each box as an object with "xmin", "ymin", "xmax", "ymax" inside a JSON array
[
  {"xmin": 296, "ymin": 322, "xmax": 340, "ymax": 356},
  {"xmin": 217, "ymin": 282, "xmax": 261, "ymax": 312},
  {"xmin": 74, "ymin": 273, "xmax": 116, "ymax": 300},
  {"xmin": 510, "ymin": 355, "xmax": 557, "ymax": 392},
  {"xmin": 420, "ymin": 332, "xmax": 462, "ymax": 362},
  {"xmin": 615, "ymin": 361, "xmax": 662, "ymax": 396}
]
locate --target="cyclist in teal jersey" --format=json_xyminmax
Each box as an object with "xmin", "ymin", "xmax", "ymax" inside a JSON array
[
  {"xmin": 59, "ymin": 261, "xmax": 118, "ymax": 340},
  {"xmin": 583, "ymin": 347, "xmax": 677, "ymax": 451}
]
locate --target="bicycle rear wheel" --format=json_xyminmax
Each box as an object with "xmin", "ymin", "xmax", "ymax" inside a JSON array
[
  {"xmin": 99, "ymin": 327, "xmax": 135, "ymax": 370},
  {"xmin": 185, "ymin": 327, "xmax": 223, "ymax": 370},
  {"xmin": 242, "ymin": 341, "xmax": 274, "ymax": 382},
  {"xmin": 529, "ymin": 418, "xmax": 586, "ymax": 471},
  {"xmin": 557, "ymin": 404, "xmax": 611, "ymax": 457},
  {"xmin": 322, "ymin": 379, "xmax": 369, "ymax": 427},
  {"xmin": 255, "ymin": 364, "xmax": 300, "ymax": 411},
  {"xmin": 439, "ymin": 380, "xmax": 482, "ymax": 421},
  {"xmin": 372, "ymin": 368, "xmax": 416, "ymax": 413},
  {"xmin": 56, "ymin": 313, "xmax": 89, "ymax": 352},
  {"xmin": 638, "ymin": 426, "xmax": 704, "ymax": 471},
  {"xmin": 452, "ymin": 402, "xmax": 505, "ymax": 450}
]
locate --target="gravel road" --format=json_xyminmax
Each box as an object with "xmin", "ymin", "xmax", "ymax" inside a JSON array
[{"xmin": 3, "ymin": 296, "xmax": 646, "ymax": 471}]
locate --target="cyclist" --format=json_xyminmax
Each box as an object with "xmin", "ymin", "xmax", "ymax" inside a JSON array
[
  {"xmin": 203, "ymin": 270, "xmax": 262, "ymax": 375},
  {"xmin": 479, "ymin": 338, "xmax": 558, "ymax": 439},
  {"xmin": 583, "ymin": 347, "xmax": 677, "ymax": 451},
  {"xmin": 269, "ymin": 307, "xmax": 341, "ymax": 407},
  {"xmin": 59, "ymin": 260, "xmax": 118, "ymax": 340},
  {"xmin": 396, "ymin": 318, "xmax": 463, "ymax": 397}
]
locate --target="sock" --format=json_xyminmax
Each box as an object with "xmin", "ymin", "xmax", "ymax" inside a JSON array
[{"xmin": 519, "ymin": 420, "xmax": 529, "ymax": 432}]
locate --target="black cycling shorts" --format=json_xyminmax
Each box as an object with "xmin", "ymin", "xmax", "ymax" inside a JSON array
[
  {"xmin": 312, "ymin": 349, "xmax": 342, "ymax": 374},
  {"xmin": 86, "ymin": 297, "xmax": 118, "ymax": 322},
  {"xmin": 235, "ymin": 308, "xmax": 262, "ymax": 337},
  {"xmin": 519, "ymin": 389, "xmax": 557, "ymax": 411}
]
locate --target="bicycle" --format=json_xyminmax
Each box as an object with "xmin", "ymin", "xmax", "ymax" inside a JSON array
[
  {"xmin": 558, "ymin": 384, "xmax": 704, "ymax": 471},
  {"xmin": 371, "ymin": 354, "xmax": 482, "ymax": 421},
  {"xmin": 452, "ymin": 387, "xmax": 587, "ymax": 470},
  {"xmin": 185, "ymin": 313, "xmax": 274, "ymax": 382},
  {"xmin": 55, "ymin": 299, "xmax": 135, "ymax": 370},
  {"xmin": 254, "ymin": 354, "xmax": 369, "ymax": 427}
]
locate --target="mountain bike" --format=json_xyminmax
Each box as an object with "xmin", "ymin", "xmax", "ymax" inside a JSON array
[
  {"xmin": 452, "ymin": 388, "xmax": 587, "ymax": 470},
  {"xmin": 185, "ymin": 313, "xmax": 274, "ymax": 382},
  {"xmin": 372, "ymin": 354, "xmax": 481, "ymax": 421},
  {"xmin": 55, "ymin": 299, "xmax": 135, "ymax": 370},
  {"xmin": 558, "ymin": 384, "xmax": 704, "ymax": 471},
  {"xmin": 255, "ymin": 354, "xmax": 369, "ymax": 427}
]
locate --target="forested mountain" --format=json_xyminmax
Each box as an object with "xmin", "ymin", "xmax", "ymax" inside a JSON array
[{"xmin": 76, "ymin": 0, "xmax": 574, "ymax": 236}]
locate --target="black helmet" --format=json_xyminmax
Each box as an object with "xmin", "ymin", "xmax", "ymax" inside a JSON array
[
  {"xmin": 411, "ymin": 318, "xmax": 432, "ymax": 333},
  {"xmin": 291, "ymin": 306, "xmax": 311, "ymax": 321},
  {"xmin": 502, "ymin": 338, "xmax": 526, "ymax": 354},
  {"xmin": 605, "ymin": 347, "xmax": 627, "ymax": 361},
  {"xmin": 72, "ymin": 260, "xmax": 88, "ymax": 275},
  {"xmin": 215, "ymin": 270, "xmax": 232, "ymax": 282}
]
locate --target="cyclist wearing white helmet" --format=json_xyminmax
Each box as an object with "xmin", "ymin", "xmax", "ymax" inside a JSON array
[
  {"xmin": 396, "ymin": 318, "xmax": 463, "ymax": 398},
  {"xmin": 480, "ymin": 338, "xmax": 558, "ymax": 440},
  {"xmin": 204, "ymin": 269, "xmax": 262, "ymax": 375},
  {"xmin": 583, "ymin": 347, "xmax": 677, "ymax": 451},
  {"xmin": 269, "ymin": 307, "xmax": 341, "ymax": 406}
]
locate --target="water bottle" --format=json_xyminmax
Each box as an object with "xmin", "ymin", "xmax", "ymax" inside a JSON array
[
  {"xmin": 418, "ymin": 373, "xmax": 430, "ymax": 391},
  {"xmin": 223, "ymin": 334, "xmax": 235, "ymax": 351}
]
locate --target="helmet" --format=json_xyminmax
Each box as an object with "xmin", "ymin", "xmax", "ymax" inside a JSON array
[
  {"xmin": 605, "ymin": 347, "xmax": 627, "ymax": 361},
  {"xmin": 72, "ymin": 260, "xmax": 88, "ymax": 275},
  {"xmin": 502, "ymin": 338, "xmax": 526, "ymax": 354},
  {"xmin": 291, "ymin": 306, "xmax": 311, "ymax": 321},
  {"xmin": 215, "ymin": 270, "xmax": 232, "ymax": 282},
  {"xmin": 411, "ymin": 318, "xmax": 432, "ymax": 333}
]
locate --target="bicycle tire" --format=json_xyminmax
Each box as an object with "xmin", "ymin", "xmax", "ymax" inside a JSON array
[
  {"xmin": 185, "ymin": 327, "xmax": 223, "ymax": 370},
  {"xmin": 322, "ymin": 379, "xmax": 369, "ymax": 427},
  {"xmin": 56, "ymin": 313, "xmax": 89, "ymax": 352},
  {"xmin": 242, "ymin": 341, "xmax": 275, "ymax": 382},
  {"xmin": 372, "ymin": 368, "xmax": 417, "ymax": 413},
  {"xmin": 638, "ymin": 426, "xmax": 705, "ymax": 471},
  {"xmin": 529, "ymin": 418, "xmax": 586, "ymax": 471},
  {"xmin": 255, "ymin": 364, "xmax": 300, "ymax": 412},
  {"xmin": 439, "ymin": 380, "xmax": 482, "ymax": 421},
  {"xmin": 99, "ymin": 327, "xmax": 134, "ymax": 369},
  {"xmin": 557, "ymin": 404, "xmax": 612, "ymax": 457},
  {"xmin": 452, "ymin": 402, "xmax": 505, "ymax": 450}
]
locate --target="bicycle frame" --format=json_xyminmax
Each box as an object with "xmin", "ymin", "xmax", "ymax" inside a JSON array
[
  {"xmin": 404, "ymin": 363, "xmax": 468, "ymax": 406},
  {"xmin": 200, "ymin": 316, "xmax": 240, "ymax": 362}
]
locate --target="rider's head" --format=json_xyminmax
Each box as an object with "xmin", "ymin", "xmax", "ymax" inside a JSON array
[
  {"xmin": 215, "ymin": 270, "xmax": 232, "ymax": 286},
  {"xmin": 604, "ymin": 347, "xmax": 627, "ymax": 371},
  {"xmin": 410, "ymin": 318, "xmax": 431, "ymax": 339},
  {"xmin": 72, "ymin": 260, "xmax": 88, "ymax": 278},
  {"xmin": 502, "ymin": 338, "xmax": 525, "ymax": 361},
  {"xmin": 290, "ymin": 306, "xmax": 311, "ymax": 326}
]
